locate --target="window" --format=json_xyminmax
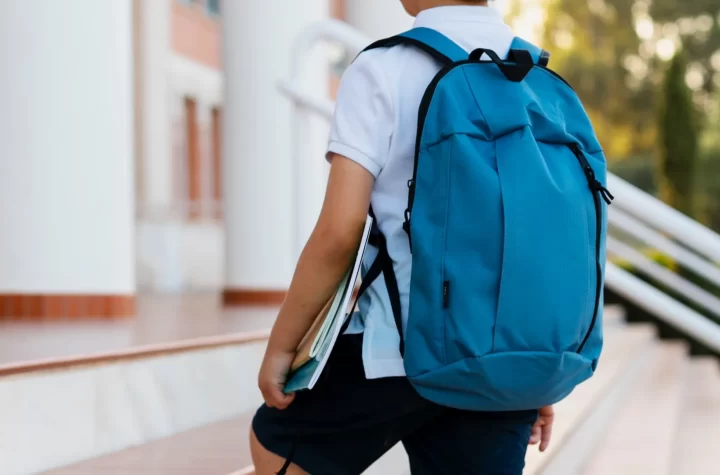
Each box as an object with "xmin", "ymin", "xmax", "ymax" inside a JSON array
[
  {"xmin": 211, "ymin": 107, "xmax": 223, "ymax": 219},
  {"xmin": 184, "ymin": 97, "xmax": 201, "ymax": 219},
  {"xmin": 207, "ymin": 0, "xmax": 220, "ymax": 15}
]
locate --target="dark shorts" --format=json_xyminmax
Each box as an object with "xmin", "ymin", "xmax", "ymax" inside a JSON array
[{"xmin": 253, "ymin": 334, "xmax": 538, "ymax": 475}]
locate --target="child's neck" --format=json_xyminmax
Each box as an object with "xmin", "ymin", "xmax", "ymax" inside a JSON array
[{"xmin": 417, "ymin": 0, "xmax": 489, "ymax": 13}]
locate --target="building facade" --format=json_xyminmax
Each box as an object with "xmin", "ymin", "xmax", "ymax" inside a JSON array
[
  {"xmin": 0, "ymin": 0, "xmax": 418, "ymax": 318},
  {"xmin": 137, "ymin": 0, "xmax": 415, "ymax": 300}
]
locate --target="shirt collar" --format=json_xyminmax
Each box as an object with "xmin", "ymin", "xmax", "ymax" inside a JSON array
[{"xmin": 413, "ymin": 5, "xmax": 505, "ymax": 27}]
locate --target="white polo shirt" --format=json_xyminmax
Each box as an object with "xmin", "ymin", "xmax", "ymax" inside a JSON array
[{"xmin": 327, "ymin": 6, "xmax": 515, "ymax": 379}]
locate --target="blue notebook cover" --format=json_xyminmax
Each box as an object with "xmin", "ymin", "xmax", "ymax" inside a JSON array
[
  {"xmin": 283, "ymin": 357, "xmax": 321, "ymax": 394},
  {"xmin": 282, "ymin": 215, "xmax": 374, "ymax": 394}
]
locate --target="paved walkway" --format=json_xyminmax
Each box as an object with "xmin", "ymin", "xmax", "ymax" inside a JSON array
[{"xmin": 0, "ymin": 294, "xmax": 278, "ymax": 366}]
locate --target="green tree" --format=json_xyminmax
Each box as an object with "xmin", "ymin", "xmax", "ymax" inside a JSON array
[
  {"xmin": 657, "ymin": 51, "xmax": 698, "ymax": 217},
  {"xmin": 539, "ymin": 0, "xmax": 655, "ymax": 159},
  {"xmin": 533, "ymin": 0, "xmax": 720, "ymax": 161},
  {"xmin": 650, "ymin": 0, "xmax": 720, "ymax": 96},
  {"xmin": 697, "ymin": 92, "xmax": 720, "ymax": 230}
]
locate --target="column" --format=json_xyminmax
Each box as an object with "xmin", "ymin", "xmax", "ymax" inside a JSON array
[
  {"xmin": 0, "ymin": 0, "xmax": 136, "ymax": 318},
  {"xmin": 221, "ymin": 0, "xmax": 330, "ymax": 305},
  {"xmin": 345, "ymin": 0, "xmax": 414, "ymax": 40},
  {"xmin": 138, "ymin": 0, "xmax": 173, "ymax": 216}
]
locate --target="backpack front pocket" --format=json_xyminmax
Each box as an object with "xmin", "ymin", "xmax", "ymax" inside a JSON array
[
  {"xmin": 493, "ymin": 129, "xmax": 595, "ymax": 353},
  {"xmin": 440, "ymin": 134, "xmax": 501, "ymax": 363}
]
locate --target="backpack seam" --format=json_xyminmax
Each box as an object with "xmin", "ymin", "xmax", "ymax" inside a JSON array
[
  {"xmin": 440, "ymin": 139, "xmax": 454, "ymax": 365},
  {"xmin": 461, "ymin": 66, "xmax": 495, "ymax": 138},
  {"xmin": 490, "ymin": 138, "xmax": 501, "ymax": 354}
]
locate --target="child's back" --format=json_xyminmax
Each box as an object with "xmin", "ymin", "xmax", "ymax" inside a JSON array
[
  {"xmin": 329, "ymin": 4, "xmax": 515, "ymax": 379},
  {"xmin": 251, "ymin": 4, "xmax": 557, "ymax": 475}
]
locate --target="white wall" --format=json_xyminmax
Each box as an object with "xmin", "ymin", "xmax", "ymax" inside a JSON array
[
  {"xmin": 0, "ymin": 0, "xmax": 135, "ymax": 293},
  {"xmin": 139, "ymin": 0, "xmax": 173, "ymax": 213},
  {"xmin": 136, "ymin": 221, "xmax": 224, "ymax": 292}
]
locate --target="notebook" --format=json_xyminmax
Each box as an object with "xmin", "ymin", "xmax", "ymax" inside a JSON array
[{"xmin": 283, "ymin": 215, "xmax": 374, "ymax": 393}]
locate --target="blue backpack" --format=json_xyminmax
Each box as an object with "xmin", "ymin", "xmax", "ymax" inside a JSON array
[{"xmin": 353, "ymin": 28, "xmax": 613, "ymax": 411}]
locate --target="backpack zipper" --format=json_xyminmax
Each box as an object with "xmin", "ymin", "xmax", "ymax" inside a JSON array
[{"xmin": 569, "ymin": 144, "xmax": 613, "ymax": 354}]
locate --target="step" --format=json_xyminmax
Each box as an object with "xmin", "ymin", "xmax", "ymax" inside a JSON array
[
  {"xmin": 526, "ymin": 324, "xmax": 657, "ymax": 475},
  {"xmin": 670, "ymin": 357, "xmax": 720, "ymax": 475},
  {"xmin": 242, "ymin": 324, "xmax": 658, "ymax": 475},
  {"xmin": 582, "ymin": 342, "xmax": 688, "ymax": 475},
  {"xmin": 0, "ymin": 332, "xmax": 268, "ymax": 475},
  {"xmin": 362, "ymin": 443, "xmax": 409, "ymax": 475},
  {"xmin": 44, "ymin": 413, "xmax": 254, "ymax": 474}
]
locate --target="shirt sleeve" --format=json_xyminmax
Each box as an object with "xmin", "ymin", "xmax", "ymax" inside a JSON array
[{"xmin": 327, "ymin": 53, "xmax": 394, "ymax": 178}]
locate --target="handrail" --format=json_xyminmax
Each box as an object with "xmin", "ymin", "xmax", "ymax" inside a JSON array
[
  {"xmin": 609, "ymin": 207, "xmax": 720, "ymax": 287},
  {"xmin": 608, "ymin": 174, "xmax": 720, "ymax": 263},
  {"xmin": 278, "ymin": 81, "xmax": 334, "ymax": 119},
  {"xmin": 279, "ymin": 19, "xmax": 720, "ymax": 354},
  {"xmin": 607, "ymin": 237, "xmax": 720, "ymax": 319},
  {"xmin": 288, "ymin": 19, "xmax": 370, "ymax": 80},
  {"xmin": 606, "ymin": 264, "xmax": 720, "ymax": 352},
  {"xmin": 0, "ymin": 329, "xmax": 270, "ymax": 378}
]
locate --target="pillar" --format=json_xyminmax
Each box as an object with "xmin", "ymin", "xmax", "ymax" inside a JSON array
[
  {"xmin": 0, "ymin": 0, "xmax": 136, "ymax": 318},
  {"xmin": 137, "ymin": 0, "xmax": 173, "ymax": 215},
  {"xmin": 221, "ymin": 0, "xmax": 330, "ymax": 305},
  {"xmin": 345, "ymin": 0, "xmax": 414, "ymax": 40}
]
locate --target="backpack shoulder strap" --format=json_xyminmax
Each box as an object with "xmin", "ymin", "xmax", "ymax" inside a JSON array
[
  {"xmin": 510, "ymin": 37, "xmax": 551, "ymax": 67},
  {"xmin": 361, "ymin": 27, "xmax": 467, "ymax": 66}
]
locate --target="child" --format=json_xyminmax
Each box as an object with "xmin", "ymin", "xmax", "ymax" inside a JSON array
[{"xmin": 251, "ymin": 1, "xmax": 554, "ymax": 473}]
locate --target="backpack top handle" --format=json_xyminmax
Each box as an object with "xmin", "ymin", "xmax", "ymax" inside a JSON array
[{"xmin": 361, "ymin": 28, "xmax": 551, "ymax": 83}]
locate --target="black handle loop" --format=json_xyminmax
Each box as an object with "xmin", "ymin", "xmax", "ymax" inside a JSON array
[{"xmin": 469, "ymin": 48, "xmax": 534, "ymax": 82}]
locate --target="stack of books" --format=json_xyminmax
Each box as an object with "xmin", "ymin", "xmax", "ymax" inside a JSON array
[{"xmin": 283, "ymin": 215, "xmax": 374, "ymax": 393}]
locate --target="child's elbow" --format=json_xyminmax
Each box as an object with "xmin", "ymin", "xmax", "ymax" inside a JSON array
[{"xmin": 314, "ymin": 221, "xmax": 362, "ymax": 259}]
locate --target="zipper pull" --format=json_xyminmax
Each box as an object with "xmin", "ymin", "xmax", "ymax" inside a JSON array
[
  {"xmin": 403, "ymin": 209, "xmax": 413, "ymax": 252},
  {"xmin": 571, "ymin": 144, "xmax": 613, "ymax": 204},
  {"xmin": 442, "ymin": 281, "xmax": 450, "ymax": 309},
  {"xmin": 598, "ymin": 184, "xmax": 614, "ymax": 205}
]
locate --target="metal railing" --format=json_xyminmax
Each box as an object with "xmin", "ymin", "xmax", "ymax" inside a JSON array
[{"xmin": 279, "ymin": 19, "xmax": 720, "ymax": 352}]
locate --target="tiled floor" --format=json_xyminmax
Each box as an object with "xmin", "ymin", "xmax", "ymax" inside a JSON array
[
  {"xmin": 43, "ymin": 413, "xmax": 254, "ymax": 475},
  {"xmin": 0, "ymin": 294, "xmax": 278, "ymax": 366}
]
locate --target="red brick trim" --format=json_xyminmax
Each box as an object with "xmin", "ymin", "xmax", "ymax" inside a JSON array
[
  {"xmin": 222, "ymin": 289, "xmax": 287, "ymax": 306},
  {"xmin": 0, "ymin": 295, "xmax": 135, "ymax": 320}
]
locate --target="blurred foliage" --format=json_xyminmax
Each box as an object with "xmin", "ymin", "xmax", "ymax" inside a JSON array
[
  {"xmin": 539, "ymin": 0, "xmax": 651, "ymax": 159},
  {"xmin": 508, "ymin": 0, "xmax": 720, "ymax": 230},
  {"xmin": 608, "ymin": 154, "xmax": 657, "ymax": 194},
  {"xmin": 698, "ymin": 89, "xmax": 720, "ymax": 229},
  {"xmin": 657, "ymin": 52, "xmax": 698, "ymax": 217},
  {"xmin": 529, "ymin": 0, "xmax": 720, "ymax": 160},
  {"xmin": 609, "ymin": 248, "xmax": 677, "ymax": 272},
  {"xmin": 696, "ymin": 145, "xmax": 720, "ymax": 230},
  {"xmin": 644, "ymin": 248, "xmax": 678, "ymax": 272},
  {"xmin": 650, "ymin": 0, "xmax": 720, "ymax": 95}
]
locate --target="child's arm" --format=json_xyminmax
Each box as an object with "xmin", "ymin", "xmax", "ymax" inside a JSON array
[{"xmin": 258, "ymin": 154, "xmax": 374, "ymax": 409}]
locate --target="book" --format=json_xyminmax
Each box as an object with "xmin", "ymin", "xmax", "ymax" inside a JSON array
[{"xmin": 283, "ymin": 215, "xmax": 374, "ymax": 393}]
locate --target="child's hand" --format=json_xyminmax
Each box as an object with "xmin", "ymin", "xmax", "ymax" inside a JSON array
[
  {"xmin": 258, "ymin": 348, "xmax": 297, "ymax": 410},
  {"xmin": 529, "ymin": 405, "xmax": 554, "ymax": 452}
]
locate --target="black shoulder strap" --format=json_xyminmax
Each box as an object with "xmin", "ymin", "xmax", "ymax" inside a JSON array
[
  {"xmin": 345, "ymin": 207, "xmax": 405, "ymax": 356},
  {"xmin": 359, "ymin": 27, "xmax": 468, "ymax": 67}
]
